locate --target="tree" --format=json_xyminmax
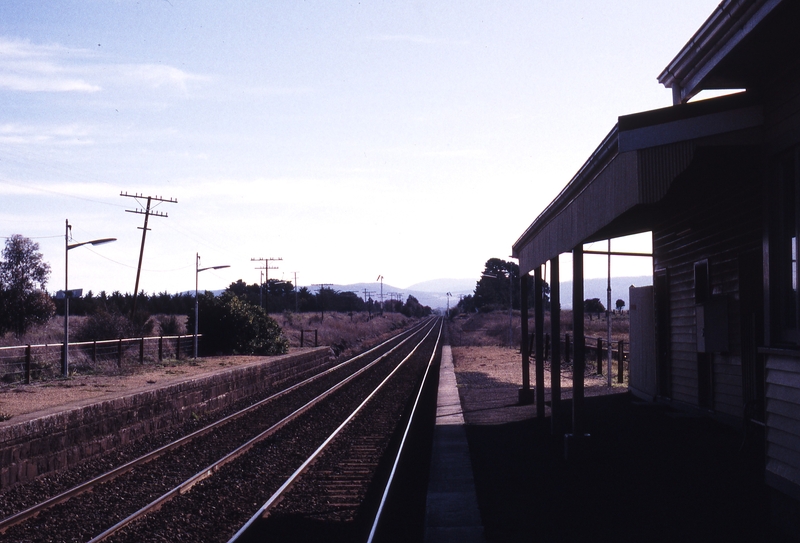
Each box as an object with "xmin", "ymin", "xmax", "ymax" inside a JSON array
[
  {"xmin": 616, "ymin": 299, "xmax": 626, "ymax": 312},
  {"xmin": 584, "ymin": 298, "xmax": 605, "ymax": 319},
  {"xmin": 469, "ymin": 257, "xmax": 550, "ymax": 312},
  {"xmin": 401, "ymin": 295, "xmax": 432, "ymax": 318},
  {"xmin": 0, "ymin": 235, "xmax": 55, "ymax": 336}
]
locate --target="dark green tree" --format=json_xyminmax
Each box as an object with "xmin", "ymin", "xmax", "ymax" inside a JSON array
[
  {"xmin": 469, "ymin": 257, "xmax": 550, "ymax": 312},
  {"xmin": 584, "ymin": 298, "xmax": 606, "ymax": 316},
  {"xmin": 401, "ymin": 295, "xmax": 432, "ymax": 318},
  {"xmin": 0, "ymin": 235, "xmax": 55, "ymax": 336}
]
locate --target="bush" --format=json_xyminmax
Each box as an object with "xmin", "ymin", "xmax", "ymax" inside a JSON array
[
  {"xmin": 188, "ymin": 292, "xmax": 288, "ymax": 356},
  {"xmin": 74, "ymin": 309, "xmax": 135, "ymax": 341},
  {"xmin": 158, "ymin": 314, "xmax": 186, "ymax": 336}
]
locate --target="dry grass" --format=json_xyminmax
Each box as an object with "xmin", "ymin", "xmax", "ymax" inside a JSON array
[
  {"xmin": 448, "ymin": 309, "xmax": 629, "ymax": 348},
  {"xmin": 276, "ymin": 311, "xmax": 412, "ymax": 357}
]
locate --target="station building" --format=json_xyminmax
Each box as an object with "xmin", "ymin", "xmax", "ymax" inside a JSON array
[{"xmin": 512, "ymin": 0, "xmax": 800, "ymax": 523}]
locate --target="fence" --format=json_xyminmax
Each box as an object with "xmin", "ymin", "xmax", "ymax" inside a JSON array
[
  {"xmin": 530, "ymin": 333, "xmax": 629, "ymax": 384},
  {"xmin": 0, "ymin": 335, "xmax": 196, "ymax": 384}
]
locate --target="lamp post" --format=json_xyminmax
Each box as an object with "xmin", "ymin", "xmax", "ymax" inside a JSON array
[
  {"xmin": 195, "ymin": 253, "xmax": 230, "ymax": 359},
  {"xmin": 64, "ymin": 219, "xmax": 116, "ymax": 377}
]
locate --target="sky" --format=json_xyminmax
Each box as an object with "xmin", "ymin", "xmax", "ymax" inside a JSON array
[{"xmin": 0, "ymin": 0, "xmax": 722, "ymax": 296}]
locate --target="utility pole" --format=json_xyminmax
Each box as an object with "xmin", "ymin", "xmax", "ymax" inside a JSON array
[
  {"xmin": 314, "ymin": 283, "xmax": 332, "ymax": 321},
  {"xmin": 363, "ymin": 288, "xmax": 375, "ymax": 319},
  {"xmin": 251, "ymin": 257, "xmax": 282, "ymax": 313},
  {"xmin": 121, "ymin": 192, "xmax": 177, "ymax": 319},
  {"xmin": 376, "ymin": 275, "xmax": 384, "ymax": 315},
  {"xmin": 293, "ymin": 271, "xmax": 299, "ymax": 313}
]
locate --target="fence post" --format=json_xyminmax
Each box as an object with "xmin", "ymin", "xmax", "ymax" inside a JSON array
[
  {"xmin": 544, "ymin": 333, "xmax": 550, "ymax": 361},
  {"xmin": 25, "ymin": 344, "xmax": 31, "ymax": 384},
  {"xmin": 314, "ymin": 330, "xmax": 318, "ymax": 347},
  {"xmin": 92, "ymin": 340, "xmax": 97, "ymax": 363},
  {"xmin": 140, "ymin": 337, "xmax": 145, "ymax": 364},
  {"xmin": 564, "ymin": 333, "xmax": 571, "ymax": 364},
  {"xmin": 117, "ymin": 338, "xmax": 123, "ymax": 367},
  {"xmin": 596, "ymin": 337, "xmax": 603, "ymax": 375},
  {"xmin": 300, "ymin": 330, "xmax": 304, "ymax": 348},
  {"xmin": 159, "ymin": 336, "xmax": 163, "ymax": 362},
  {"xmin": 177, "ymin": 335, "xmax": 181, "ymax": 360},
  {"xmin": 617, "ymin": 340, "xmax": 624, "ymax": 384}
]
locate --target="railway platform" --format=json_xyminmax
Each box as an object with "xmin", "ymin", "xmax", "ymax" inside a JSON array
[{"xmin": 423, "ymin": 345, "xmax": 485, "ymax": 542}]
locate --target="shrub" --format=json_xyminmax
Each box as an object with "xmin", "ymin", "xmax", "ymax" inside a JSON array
[
  {"xmin": 74, "ymin": 309, "xmax": 135, "ymax": 341},
  {"xmin": 188, "ymin": 292, "xmax": 288, "ymax": 356},
  {"xmin": 158, "ymin": 314, "xmax": 186, "ymax": 336}
]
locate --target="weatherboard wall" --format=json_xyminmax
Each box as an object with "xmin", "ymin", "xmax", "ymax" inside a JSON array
[{"xmin": 651, "ymin": 146, "xmax": 761, "ymax": 418}]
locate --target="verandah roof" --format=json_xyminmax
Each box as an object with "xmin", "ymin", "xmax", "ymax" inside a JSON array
[{"xmin": 511, "ymin": 92, "xmax": 763, "ymax": 276}]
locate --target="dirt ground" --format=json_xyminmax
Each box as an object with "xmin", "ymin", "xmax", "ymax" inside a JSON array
[
  {"xmin": 0, "ymin": 351, "xmax": 318, "ymax": 424},
  {"xmin": 450, "ymin": 345, "xmax": 625, "ymax": 425}
]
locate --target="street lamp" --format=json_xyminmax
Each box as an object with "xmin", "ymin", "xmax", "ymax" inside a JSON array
[
  {"xmin": 64, "ymin": 219, "xmax": 116, "ymax": 377},
  {"xmin": 195, "ymin": 253, "xmax": 230, "ymax": 359}
]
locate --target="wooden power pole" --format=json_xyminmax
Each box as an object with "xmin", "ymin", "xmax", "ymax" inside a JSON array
[{"xmin": 121, "ymin": 192, "xmax": 177, "ymax": 318}]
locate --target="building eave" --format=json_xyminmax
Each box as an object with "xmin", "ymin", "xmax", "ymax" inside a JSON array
[{"xmin": 657, "ymin": 0, "xmax": 783, "ymax": 104}]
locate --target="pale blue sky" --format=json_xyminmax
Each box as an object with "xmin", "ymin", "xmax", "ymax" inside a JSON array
[{"xmin": 0, "ymin": 1, "xmax": 720, "ymax": 295}]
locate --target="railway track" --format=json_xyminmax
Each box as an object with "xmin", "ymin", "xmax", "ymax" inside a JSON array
[{"xmin": 0, "ymin": 317, "xmax": 440, "ymax": 542}]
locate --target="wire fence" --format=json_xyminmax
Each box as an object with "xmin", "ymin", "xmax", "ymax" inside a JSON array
[
  {"xmin": 0, "ymin": 335, "xmax": 196, "ymax": 384},
  {"xmin": 534, "ymin": 333, "xmax": 629, "ymax": 384}
]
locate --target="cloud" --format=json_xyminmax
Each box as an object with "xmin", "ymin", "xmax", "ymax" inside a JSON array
[
  {"xmin": 113, "ymin": 63, "xmax": 211, "ymax": 91},
  {"xmin": 0, "ymin": 38, "xmax": 101, "ymax": 93},
  {"xmin": 0, "ymin": 122, "xmax": 95, "ymax": 146},
  {"xmin": 0, "ymin": 37, "xmax": 208, "ymax": 94}
]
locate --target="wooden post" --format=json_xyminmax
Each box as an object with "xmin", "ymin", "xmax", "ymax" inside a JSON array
[
  {"xmin": 596, "ymin": 337, "xmax": 604, "ymax": 375},
  {"xmin": 534, "ymin": 266, "xmax": 545, "ymax": 419},
  {"xmin": 617, "ymin": 340, "xmax": 624, "ymax": 384},
  {"xmin": 314, "ymin": 330, "xmax": 318, "ymax": 347},
  {"xmin": 25, "ymin": 344, "xmax": 31, "ymax": 384},
  {"xmin": 550, "ymin": 256, "xmax": 561, "ymax": 434},
  {"xmin": 159, "ymin": 336, "xmax": 163, "ymax": 361},
  {"xmin": 117, "ymin": 338, "xmax": 123, "ymax": 367},
  {"xmin": 176, "ymin": 335, "xmax": 181, "ymax": 360},
  {"xmin": 92, "ymin": 340, "xmax": 97, "ymax": 363},
  {"xmin": 544, "ymin": 333, "xmax": 550, "ymax": 361},
  {"xmin": 140, "ymin": 337, "xmax": 145, "ymax": 364},
  {"xmin": 300, "ymin": 329, "xmax": 305, "ymax": 348},
  {"xmin": 520, "ymin": 268, "xmax": 531, "ymax": 402},
  {"xmin": 572, "ymin": 244, "xmax": 585, "ymax": 438}
]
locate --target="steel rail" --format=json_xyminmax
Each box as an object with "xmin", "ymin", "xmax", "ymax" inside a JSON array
[
  {"xmin": 227, "ymin": 318, "xmax": 440, "ymax": 542},
  {"xmin": 0, "ymin": 320, "xmax": 429, "ymax": 535},
  {"xmin": 367, "ymin": 318, "xmax": 443, "ymax": 542},
  {"xmin": 86, "ymin": 319, "xmax": 435, "ymax": 543}
]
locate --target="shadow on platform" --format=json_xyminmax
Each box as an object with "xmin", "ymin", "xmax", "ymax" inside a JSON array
[{"xmin": 466, "ymin": 392, "xmax": 793, "ymax": 543}]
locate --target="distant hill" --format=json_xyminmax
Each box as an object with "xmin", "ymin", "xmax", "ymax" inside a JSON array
[
  {"xmin": 405, "ymin": 278, "xmax": 476, "ymax": 293},
  {"xmin": 337, "ymin": 276, "xmax": 651, "ymax": 311},
  {"xmin": 559, "ymin": 276, "xmax": 652, "ymax": 310},
  {"xmin": 336, "ymin": 280, "xmax": 474, "ymax": 312},
  {"xmin": 208, "ymin": 275, "xmax": 653, "ymax": 312}
]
